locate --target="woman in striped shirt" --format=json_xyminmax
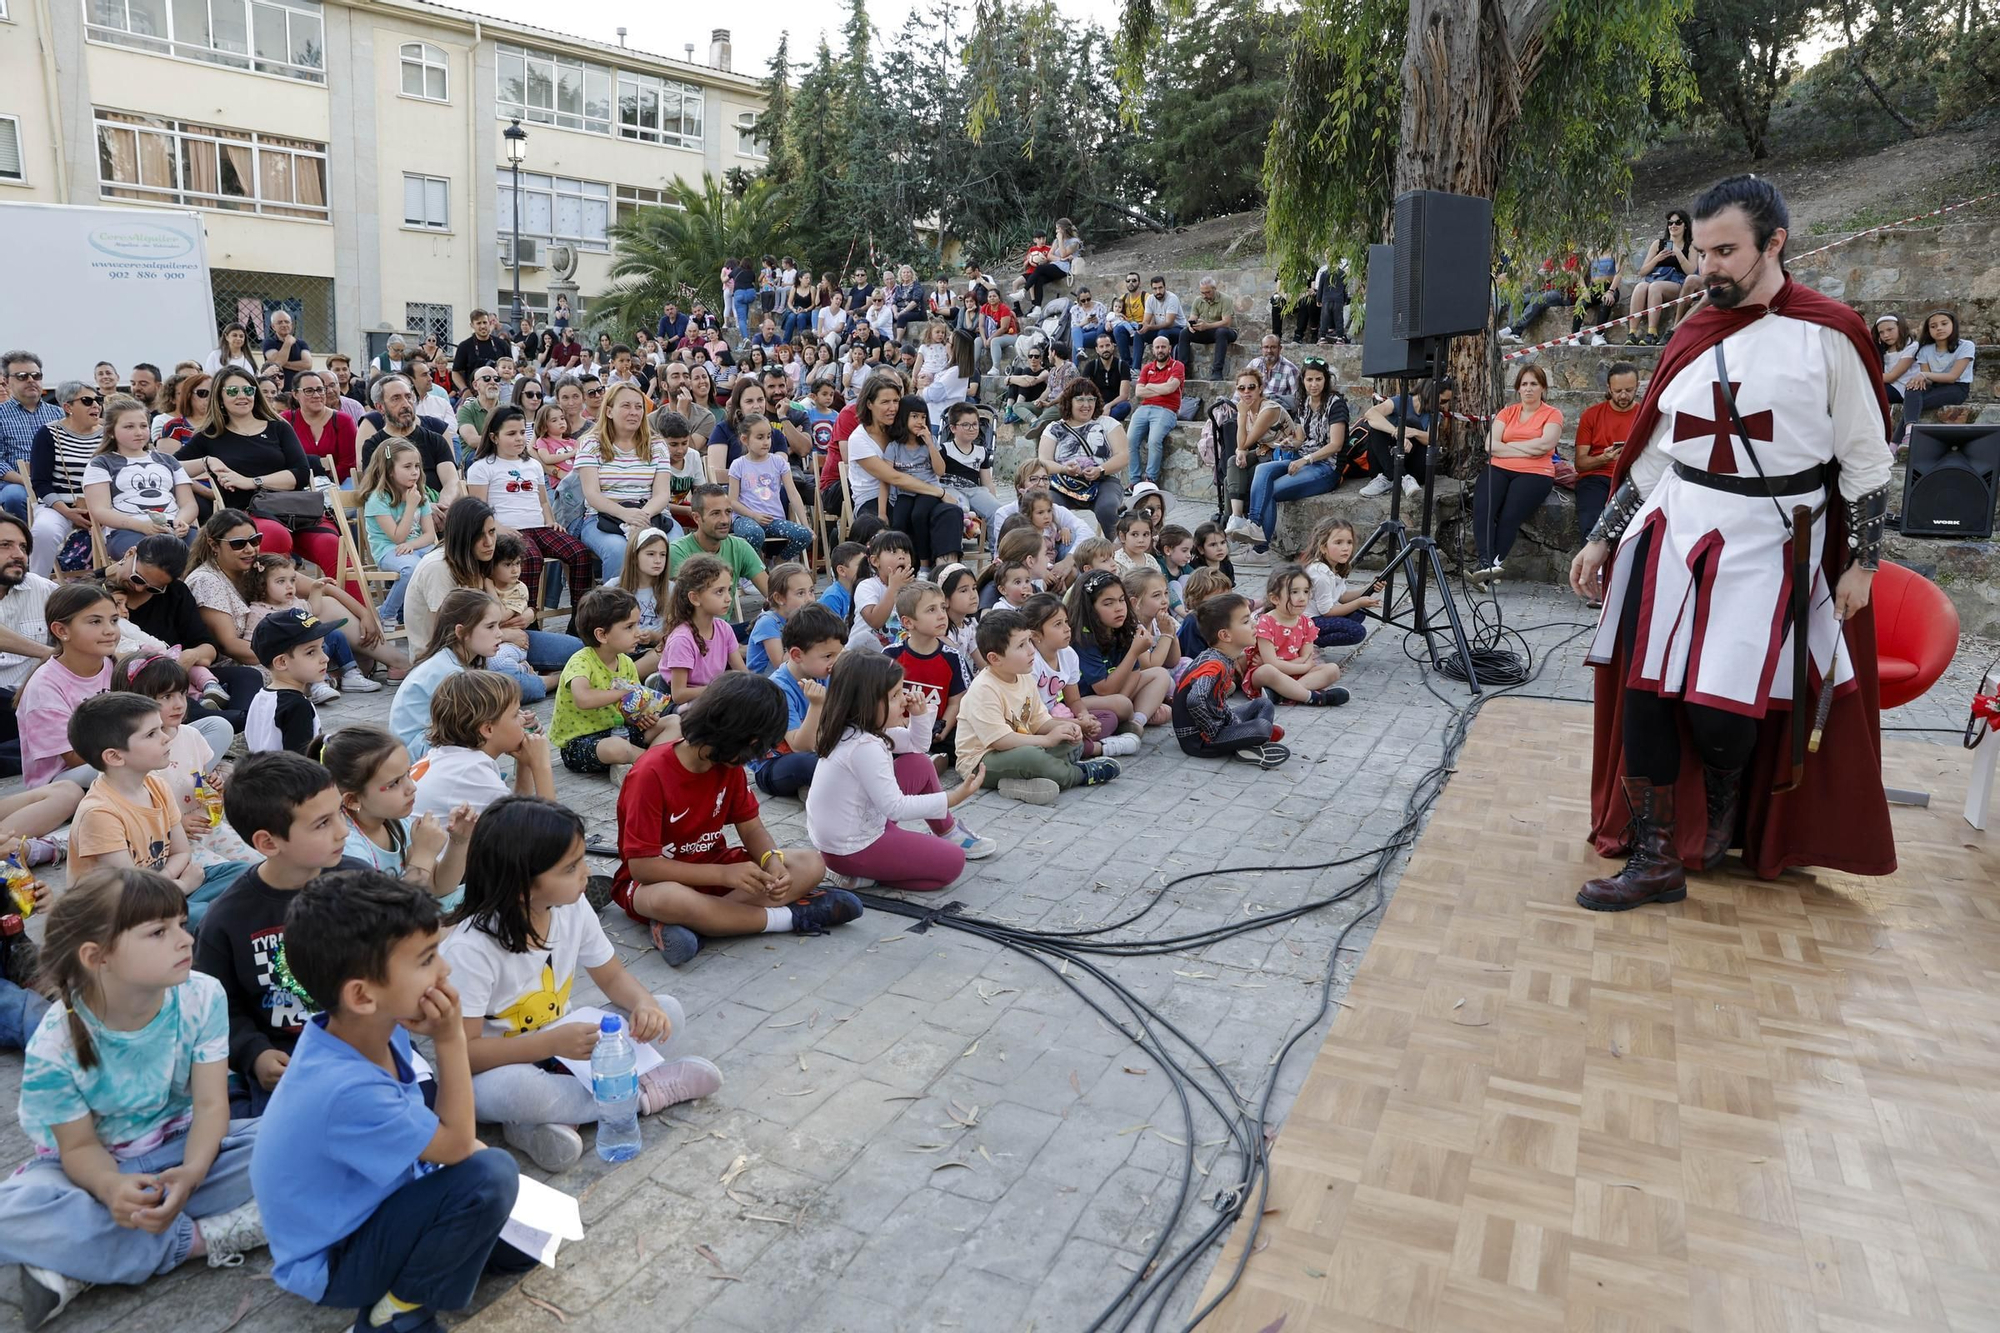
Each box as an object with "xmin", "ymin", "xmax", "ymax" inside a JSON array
[
  {"xmin": 28, "ymin": 381, "xmax": 103, "ymax": 577},
  {"xmin": 571, "ymin": 383, "xmax": 675, "ymax": 582}
]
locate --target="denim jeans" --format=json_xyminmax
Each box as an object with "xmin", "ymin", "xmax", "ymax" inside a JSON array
[
  {"xmin": 1249, "ymin": 457, "xmax": 1338, "ymax": 545},
  {"xmin": 740, "ymin": 515, "xmax": 814, "ymax": 563},
  {"xmin": 0, "ymin": 1120, "xmax": 259, "ymax": 1284},
  {"xmin": 375, "ymin": 547, "xmax": 428, "ymax": 622},
  {"xmin": 1127, "ymin": 405, "xmax": 1178, "ymax": 486},
  {"xmin": 1071, "ymin": 324, "xmax": 1108, "ymax": 359},
  {"xmin": 731, "ymin": 289, "xmax": 758, "ymax": 339},
  {"xmin": 525, "ymin": 629, "xmax": 583, "ymax": 671},
  {"xmin": 317, "ymin": 1147, "xmax": 533, "ymax": 1326},
  {"xmin": 754, "ymin": 750, "xmax": 818, "ymax": 798},
  {"xmin": 1110, "ymin": 321, "xmax": 1143, "ymax": 365},
  {"xmin": 0, "ymin": 482, "xmax": 25, "ymax": 521},
  {"xmin": 323, "ymin": 628, "xmax": 359, "ymax": 675},
  {"xmin": 0, "ymin": 976, "xmax": 50, "ymax": 1050}
]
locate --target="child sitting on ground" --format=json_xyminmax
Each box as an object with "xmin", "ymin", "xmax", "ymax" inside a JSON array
[
  {"xmin": 1191, "ymin": 520, "xmax": 1237, "ymax": 582},
  {"xmin": 389, "ymin": 589, "xmax": 512, "ymax": 760},
  {"xmin": 852, "ymin": 529, "xmax": 914, "ymax": 651},
  {"xmin": 196, "ymin": 750, "xmax": 368, "ymax": 1116},
  {"xmin": 613, "ymin": 671, "xmax": 857, "ymax": 968},
  {"xmin": 885, "ymin": 580, "xmax": 968, "ymax": 759},
  {"xmin": 662, "ymin": 556, "xmax": 746, "ymax": 705},
  {"xmin": 323, "ymin": 725, "xmax": 472, "ymax": 911},
  {"xmin": 245, "ymin": 608, "xmax": 340, "ymax": 755},
  {"xmin": 613, "ymin": 527, "xmax": 671, "ymax": 681},
  {"xmin": 19, "ymin": 582, "xmax": 121, "ymax": 789},
  {"xmin": 0, "ymin": 869, "xmax": 267, "ymax": 1324},
  {"xmin": 1157, "ymin": 523, "xmax": 1196, "ymax": 606},
  {"xmin": 1176, "ymin": 568, "xmax": 1236, "ymax": 663},
  {"xmin": 937, "ymin": 563, "xmax": 981, "ymax": 672},
  {"xmin": 552, "ymin": 587, "xmax": 678, "ymax": 785},
  {"xmin": 1021, "ymin": 593, "xmax": 1137, "ymax": 760},
  {"xmin": 808, "ymin": 652, "xmax": 992, "ymax": 891},
  {"xmin": 64, "ymin": 692, "xmax": 206, "ymax": 902},
  {"xmin": 817, "ymin": 541, "xmax": 867, "ymax": 627},
  {"xmin": 1249, "ymin": 564, "xmax": 1351, "ymax": 707},
  {"xmin": 441, "ymin": 796, "xmax": 722, "ymax": 1170},
  {"xmin": 747, "ymin": 561, "xmax": 813, "ymax": 675},
  {"xmin": 1302, "ymin": 516, "xmax": 1379, "ymax": 648},
  {"xmin": 1067, "ymin": 569, "xmax": 1175, "ymax": 735},
  {"xmin": 1068, "ymin": 536, "xmax": 1116, "ymax": 578},
  {"xmin": 1172, "ymin": 593, "xmax": 1289, "ymax": 769},
  {"xmin": 240, "ymin": 553, "xmax": 385, "ymax": 700},
  {"xmin": 1111, "ymin": 511, "xmax": 1155, "ymax": 578},
  {"xmin": 485, "ymin": 534, "xmax": 550, "ymax": 689},
  {"xmin": 412, "ymin": 670, "xmax": 557, "ymax": 816},
  {"xmin": 253, "ymin": 871, "xmax": 536, "ymax": 1332},
  {"xmin": 956, "ymin": 608, "xmax": 1119, "ymax": 805},
  {"xmin": 749, "ymin": 604, "xmax": 845, "ymax": 801},
  {"xmin": 1123, "ymin": 567, "xmax": 1183, "ymax": 654}
]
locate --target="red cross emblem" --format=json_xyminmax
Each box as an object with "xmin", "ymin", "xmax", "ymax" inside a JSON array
[{"xmin": 1673, "ymin": 381, "xmax": 1771, "ymax": 475}]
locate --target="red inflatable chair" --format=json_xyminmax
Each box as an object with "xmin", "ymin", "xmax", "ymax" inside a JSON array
[{"xmin": 1869, "ymin": 560, "xmax": 1959, "ymax": 805}]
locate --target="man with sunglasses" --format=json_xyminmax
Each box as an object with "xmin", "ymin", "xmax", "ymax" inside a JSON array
[
  {"xmin": 0, "ymin": 351, "xmax": 56, "ymax": 521},
  {"xmin": 456, "ymin": 367, "xmax": 504, "ymax": 464}
]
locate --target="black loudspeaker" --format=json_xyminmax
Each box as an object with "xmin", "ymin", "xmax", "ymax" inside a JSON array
[
  {"xmin": 1900, "ymin": 422, "xmax": 2000, "ymax": 538},
  {"xmin": 1391, "ymin": 190, "xmax": 1494, "ymax": 341},
  {"xmin": 1363, "ymin": 245, "xmax": 1431, "ymax": 379}
]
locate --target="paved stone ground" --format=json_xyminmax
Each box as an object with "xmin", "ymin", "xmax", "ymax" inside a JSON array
[{"xmin": 0, "ymin": 499, "xmax": 1986, "ymax": 1333}]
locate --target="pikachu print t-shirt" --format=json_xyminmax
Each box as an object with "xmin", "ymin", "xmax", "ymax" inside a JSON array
[{"xmin": 440, "ymin": 899, "xmax": 616, "ymax": 1041}]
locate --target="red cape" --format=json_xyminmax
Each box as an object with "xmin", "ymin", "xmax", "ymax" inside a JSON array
[{"xmin": 1589, "ymin": 276, "xmax": 1898, "ymax": 880}]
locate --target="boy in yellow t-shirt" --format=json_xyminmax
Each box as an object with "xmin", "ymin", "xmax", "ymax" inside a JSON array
[
  {"xmin": 550, "ymin": 587, "xmax": 679, "ymax": 787},
  {"xmin": 954, "ymin": 608, "xmax": 1119, "ymax": 806},
  {"xmin": 66, "ymin": 692, "xmax": 206, "ymax": 899}
]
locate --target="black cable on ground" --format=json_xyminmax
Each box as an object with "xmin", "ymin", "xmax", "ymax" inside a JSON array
[{"xmin": 855, "ymin": 604, "xmax": 1596, "ymax": 1332}]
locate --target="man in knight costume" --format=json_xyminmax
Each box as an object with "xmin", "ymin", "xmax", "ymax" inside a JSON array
[{"xmin": 1569, "ymin": 174, "xmax": 1896, "ymax": 910}]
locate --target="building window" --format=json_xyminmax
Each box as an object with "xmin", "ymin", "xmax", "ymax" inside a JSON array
[
  {"xmin": 402, "ymin": 173, "xmax": 448, "ymax": 230},
  {"xmin": 497, "ymin": 171, "xmax": 609, "ymax": 250},
  {"xmin": 95, "ymin": 109, "xmax": 327, "ymax": 219},
  {"xmin": 614, "ymin": 183, "xmax": 669, "ymax": 226},
  {"xmin": 0, "ymin": 117, "xmax": 23, "ymax": 184},
  {"xmin": 400, "ymin": 41, "xmax": 447, "ymax": 101},
  {"xmin": 735, "ymin": 111, "xmax": 765, "ymax": 160},
  {"xmin": 615, "ymin": 71, "xmax": 702, "ymax": 149},
  {"xmin": 405, "ymin": 302, "xmax": 452, "ymax": 347},
  {"xmin": 496, "ymin": 42, "xmax": 611, "ymax": 136},
  {"xmin": 85, "ymin": 0, "xmax": 325, "ymax": 83}
]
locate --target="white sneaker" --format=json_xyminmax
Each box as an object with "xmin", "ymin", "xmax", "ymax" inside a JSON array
[
  {"xmin": 1099, "ymin": 732, "xmax": 1141, "ymax": 757},
  {"xmin": 1223, "ymin": 515, "xmax": 1253, "ymax": 538},
  {"xmin": 21, "ymin": 1266, "xmax": 91, "ymax": 1327},
  {"xmin": 339, "ymin": 668, "xmax": 383, "ymax": 694},
  {"xmin": 830, "ymin": 871, "xmax": 877, "ymax": 890},
  {"xmin": 504, "ymin": 1121, "xmax": 583, "ymax": 1170},
  {"xmin": 608, "ymin": 763, "xmax": 631, "ymax": 790},
  {"xmin": 949, "ymin": 823, "xmax": 999, "ymax": 859},
  {"xmin": 1359, "ymin": 474, "xmax": 1392, "ymax": 497},
  {"xmin": 1589, "ymin": 333, "xmax": 1608, "ymax": 346},
  {"xmin": 309, "ymin": 681, "xmax": 341, "ymax": 705},
  {"xmin": 1401, "ymin": 474, "xmax": 1421, "ymax": 496},
  {"xmin": 1498, "ymin": 328, "xmax": 1521, "ymax": 344},
  {"xmin": 197, "ymin": 1198, "xmax": 267, "ymax": 1267}
]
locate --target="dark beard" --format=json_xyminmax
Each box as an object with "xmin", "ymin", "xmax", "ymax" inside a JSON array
[
  {"xmin": 1706, "ymin": 279, "xmax": 1748, "ymax": 310},
  {"xmin": 0, "ymin": 561, "xmax": 24, "ymax": 589}
]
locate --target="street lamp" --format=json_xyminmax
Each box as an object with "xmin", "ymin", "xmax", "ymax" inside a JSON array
[{"xmin": 504, "ymin": 118, "xmax": 528, "ymax": 337}]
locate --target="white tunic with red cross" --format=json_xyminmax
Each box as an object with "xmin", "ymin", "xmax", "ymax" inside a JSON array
[{"xmin": 1585, "ymin": 311, "xmax": 1891, "ymax": 716}]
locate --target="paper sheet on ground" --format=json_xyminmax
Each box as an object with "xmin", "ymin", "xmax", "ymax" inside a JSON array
[
  {"xmin": 548, "ymin": 1005, "xmax": 665, "ymax": 1082},
  {"xmin": 500, "ymin": 1174, "xmax": 585, "ymax": 1267}
]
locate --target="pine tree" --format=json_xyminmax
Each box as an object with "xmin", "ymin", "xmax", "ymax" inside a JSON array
[
  {"xmin": 757, "ymin": 32, "xmax": 796, "ymax": 185},
  {"xmin": 1138, "ymin": 0, "xmax": 1291, "ymax": 222}
]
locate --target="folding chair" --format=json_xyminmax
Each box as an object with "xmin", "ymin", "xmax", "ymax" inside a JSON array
[{"xmin": 326, "ymin": 498, "xmax": 409, "ymax": 646}]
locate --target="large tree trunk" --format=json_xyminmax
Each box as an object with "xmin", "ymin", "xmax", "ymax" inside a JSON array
[{"xmin": 1390, "ymin": 0, "xmax": 1542, "ymax": 472}]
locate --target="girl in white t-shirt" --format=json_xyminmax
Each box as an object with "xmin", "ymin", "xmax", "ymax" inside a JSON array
[
  {"xmin": 440, "ymin": 795, "xmax": 721, "ymax": 1170},
  {"xmin": 410, "ymin": 669, "xmax": 557, "ymax": 819},
  {"xmin": 1020, "ymin": 592, "xmax": 1136, "ymax": 759},
  {"xmin": 464, "ymin": 405, "xmax": 596, "ymax": 614},
  {"xmin": 323, "ymin": 725, "xmax": 473, "ymax": 913},
  {"xmin": 1900, "ymin": 308, "xmax": 1978, "ymax": 446}
]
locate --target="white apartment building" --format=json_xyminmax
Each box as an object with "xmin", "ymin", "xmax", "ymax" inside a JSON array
[{"xmin": 0, "ymin": 0, "xmax": 767, "ymax": 359}]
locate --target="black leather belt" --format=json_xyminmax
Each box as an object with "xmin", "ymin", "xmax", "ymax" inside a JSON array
[{"xmin": 1672, "ymin": 460, "xmax": 1827, "ymax": 496}]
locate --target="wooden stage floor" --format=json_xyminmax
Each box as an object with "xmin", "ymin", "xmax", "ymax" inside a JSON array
[{"xmin": 1198, "ymin": 698, "xmax": 2000, "ymax": 1333}]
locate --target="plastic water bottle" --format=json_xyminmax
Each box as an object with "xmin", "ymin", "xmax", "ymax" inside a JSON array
[{"xmin": 591, "ymin": 1016, "xmax": 641, "ymax": 1162}]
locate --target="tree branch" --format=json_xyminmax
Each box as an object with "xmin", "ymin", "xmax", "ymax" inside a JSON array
[{"xmin": 1840, "ymin": 0, "xmax": 1918, "ymax": 135}]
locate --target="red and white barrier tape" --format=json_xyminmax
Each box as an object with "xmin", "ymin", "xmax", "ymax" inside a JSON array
[{"xmin": 1497, "ymin": 188, "xmax": 2000, "ymax": 363}]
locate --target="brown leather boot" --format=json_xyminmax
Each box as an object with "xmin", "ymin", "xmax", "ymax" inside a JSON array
[
  {"xmin": 1698, "ymin": 764, "xmax": 1742, "ymax": 871},
  {"xmin": 1577, "ymin": 776, "xmax": 1688, "ymax": 911}
]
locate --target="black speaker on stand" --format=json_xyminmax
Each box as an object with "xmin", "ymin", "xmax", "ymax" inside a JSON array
[
  {"xmin": 1900, "ymin": 422, "xmax": 2000, "ymax": 538},
  {"xmin": 1391, "ymin": 191, "xmax": 1495, "ymax": 341}
]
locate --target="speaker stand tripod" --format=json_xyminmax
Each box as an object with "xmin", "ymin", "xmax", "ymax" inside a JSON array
[{"xmin": 1352, "ymin": 365, "xmax": 1485, "ymax": 694}]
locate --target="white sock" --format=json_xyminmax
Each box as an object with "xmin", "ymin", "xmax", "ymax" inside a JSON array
[
  {"xmin": 1131, "ymin": 713, "xmax": 1146, "ymax": 731},
  {"xmin": 762, "ymin": 907, "xmax": 792, "ymax": 933}
]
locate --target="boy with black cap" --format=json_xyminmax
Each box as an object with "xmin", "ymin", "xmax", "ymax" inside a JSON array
[{"xmin": 246, "ymin": 607, "xmax": 345, "ymax": 754}]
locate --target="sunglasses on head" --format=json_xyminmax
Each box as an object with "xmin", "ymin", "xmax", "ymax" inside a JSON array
[
  {"xmin": 1301, "ymin": 356, "xmax": 1328, "ymax": 370},
  {"xmin": 224, "ymin": 534, "xmax": 264, "ymax": 550}
]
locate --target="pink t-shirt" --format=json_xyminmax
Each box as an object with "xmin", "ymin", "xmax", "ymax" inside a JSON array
[
  {"xmin": 1247, "ymin": 613, "xmax": 1317, "ymax": 682},
  {"xmin": 663, "ymin": 617, "xmax": 735, "ymax": 688},
  {"xmin": 19, "ymin": 655, "xmax": 114, "ymax": 785}
]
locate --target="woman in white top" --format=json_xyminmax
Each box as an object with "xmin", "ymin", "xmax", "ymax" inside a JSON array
[
  {"xmin": 920, "ymin": 329, "xmax": 979, "ymax": 432},
  {"xmin": 815, "ymin": 294, "xmax": 849, "ymax": 347},
  {"xmin": 200, "ymin": 323, "xmax": 257, "ymax": 378},
  {"xmin": 1899, "ymin": 308, "xmax": 1977, "ymax": 446},
  {"xmin": 845, "ymin": 374, "xmax": 955, "ymax": 525}
]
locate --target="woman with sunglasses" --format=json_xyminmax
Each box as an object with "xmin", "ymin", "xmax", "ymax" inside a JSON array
[
  {"xmin": 175, "ymin": 365, "xmax": 347, "ymax": 589},
  {"xmin": 98, "ymin": 532, "xmax": 262, "ymax": 721},
  {"xmin": 183, "ymin": 509, "xmax": 273, "ymax": 672},
  {"xmin": 1245, "ymin": 357, "xmax": 1351, "ymax": 553},
  {"xmin": 27, "ymin": 381, "xmax": 104, "ymax": 577},
  {"xmin": 281, "ymin": 368, "xmax": 357, "ymax": 485},
  {"xmin": 1628, "ymin": 211, "xmax": 1695, "ymax": 344}
]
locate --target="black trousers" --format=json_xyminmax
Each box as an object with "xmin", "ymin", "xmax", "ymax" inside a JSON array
[
  {"xmin": 1574, "ymin": 473, "xmax": 1612, "ymax": 541},
  {"xmin": 889, "ymin": 493, "xmax": 965, "ymax": 566},
  {"xmin": 1354, "ymin": 429, "xmax": 1431, "ymax": 485},
  {"xmin": 1616, "ymin": 527, "xmax": 1758, "ymax": 785},
  {"xmin": 1472, "ymin": 465, "xmax": 1553, "ymax": 565}
]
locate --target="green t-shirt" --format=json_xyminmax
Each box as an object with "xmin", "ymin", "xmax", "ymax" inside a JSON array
[
  {"xmin": 668, "ymin": 533, "xmax": 764, "ymax": 619},
  {"xmin": 456, "ymin": 400, "xmax": 491, "ymax": 460},
  {"xmin": 549, "ymin": 647, "xmax": 636, "ymax": 747},
  {"xmin": 1190, "ymin": 294, "xmax": 1229, "ymax": 326}
]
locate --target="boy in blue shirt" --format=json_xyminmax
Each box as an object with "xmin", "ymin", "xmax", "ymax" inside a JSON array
[
  {"xmin": 816, "ymin": 541, "xmax": 866, "ymax": 627},
  {"xmin": 751, "ymin": 605, "xmax": 844, "ymax": 799},
  {"xmin": 252, "ymin": 870, "xmax": 532, "ymax": 1333}
]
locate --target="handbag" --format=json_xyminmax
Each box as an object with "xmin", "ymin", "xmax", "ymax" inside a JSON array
[
  {"xmin": 249, "ymin": 488, "xmax": 326, "ymax": 530},
  {"xmin": 1042, "ymin": 423, "xmax": 1101, "ymax": 507}
]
